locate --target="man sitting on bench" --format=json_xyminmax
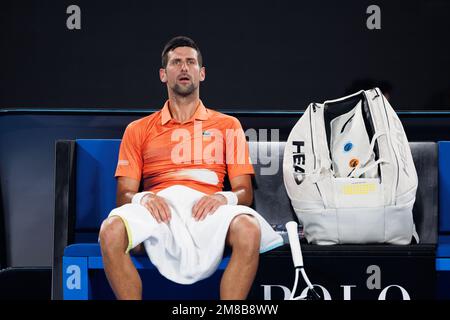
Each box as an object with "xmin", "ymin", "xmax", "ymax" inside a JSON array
[{"xmin": 98, "ymin": 36, "xmax": 283, "ymax": 300}]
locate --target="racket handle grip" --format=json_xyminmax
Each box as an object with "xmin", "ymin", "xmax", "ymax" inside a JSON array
[{"xmin": 286, "ymin": 221, "xmax": 303, "ymax": 268}]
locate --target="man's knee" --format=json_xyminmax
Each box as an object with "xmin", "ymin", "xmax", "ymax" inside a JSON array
[
  {"xmin": 99, "ymin": 216, "xmax": 128, "ymax": 253},
  {"xmin": 228, "ymin": 215, "xmax": 261, "ymax": 253}
]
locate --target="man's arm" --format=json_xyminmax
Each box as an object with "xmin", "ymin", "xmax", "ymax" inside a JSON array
[
  {"xmin": 192, "ymin": 174, "xmax": 253, "ymax": 221},
  {"xmin": 228, "ymin": 174, "xmax": 253, "ymax": 206},
  {"xmin": 116, "ymin": 176, "xmax": 171, "ymax": 223},
  {"xmin": 116, "ymin": 176, "xmax": 140, "ymax": 207}
]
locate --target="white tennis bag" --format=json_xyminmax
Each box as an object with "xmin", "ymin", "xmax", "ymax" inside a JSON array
[{"xmin": 283, "ymin": 88, "xmax": 419, "ymax": 245}]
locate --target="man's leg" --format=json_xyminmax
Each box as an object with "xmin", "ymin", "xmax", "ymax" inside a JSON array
[
  {"xmin": 220, "ymin": 214, "xmax": 261, "ymax": 300},
  {"xmin": 99, "ymin": 216, "xmax": 143, "ymax": 300}
]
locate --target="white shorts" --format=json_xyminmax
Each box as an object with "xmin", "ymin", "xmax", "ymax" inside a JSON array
[{"xmin": 106, "ymin": 185, "xmax": 283, "ymax": 284}]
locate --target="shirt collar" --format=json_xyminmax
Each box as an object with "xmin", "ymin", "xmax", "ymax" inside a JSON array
[{"xmin": 161, "ymin": 100, "xmax": 209, "ymax": 125}]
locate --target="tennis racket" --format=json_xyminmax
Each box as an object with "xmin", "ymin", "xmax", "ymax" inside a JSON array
[{"xmin": 286, "ymin": 221, "xmax": 321, "ymax": 300}]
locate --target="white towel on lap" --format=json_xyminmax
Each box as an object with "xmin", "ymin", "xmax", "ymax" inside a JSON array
[{"xmin": 108, "ymin": 185, "xmax": 283, "ymax": 284}]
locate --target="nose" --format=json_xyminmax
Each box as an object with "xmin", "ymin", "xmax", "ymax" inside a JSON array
[{"xmin": 180, "ymin": 61, "xmax": 188, "ymax": 72}]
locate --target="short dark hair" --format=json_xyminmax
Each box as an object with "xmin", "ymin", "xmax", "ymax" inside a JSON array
[{"xmin": 161, "ymin": 36, "xmax": 203, "ymax": 68}]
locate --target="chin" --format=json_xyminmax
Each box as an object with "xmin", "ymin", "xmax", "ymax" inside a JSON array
[{"xmin": 173, "ymin": 84, "xmax": 197, "ymax": 96}]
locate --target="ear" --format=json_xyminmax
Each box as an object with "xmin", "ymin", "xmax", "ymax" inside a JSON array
[
  {"xmin": 199, "ymin": 66, "xmax": 206, "ymax": 82},
  {"xmin": 159, "ymin": 68, "xmax": 167, "ymax": 83}
]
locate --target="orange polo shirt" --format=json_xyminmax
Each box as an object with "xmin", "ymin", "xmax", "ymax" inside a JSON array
[{"xmin": 115, "ymin": 100, "xmax": 254, "ymax": 194}]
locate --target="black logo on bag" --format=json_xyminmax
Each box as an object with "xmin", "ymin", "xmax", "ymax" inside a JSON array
[{"xmin": 292, "ymin": 141, "xmax": 306, "ymax": 185}]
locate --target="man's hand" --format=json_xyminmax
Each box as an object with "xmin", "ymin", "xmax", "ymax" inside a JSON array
[
  {"xmin": 192, "ymin": 194, "xmax": 228, "ymax": 221},
  {"xmin": 141, "ymin": 193, "xmax": 171, "ymax": 223}
]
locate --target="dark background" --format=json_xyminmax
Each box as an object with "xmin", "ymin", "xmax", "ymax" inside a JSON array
[{"xmin": 1, "ymin": 0, "xmax": 450, "ymax": 111}]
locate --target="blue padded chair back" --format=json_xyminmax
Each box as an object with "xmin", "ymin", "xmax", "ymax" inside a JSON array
[
  {"xmin": 439, "ymin": 141, "xmax": 450, "ymax": 233},
  {"xmin": 75, "ymin": 139, "xmax": 121, "ymax": 241}
]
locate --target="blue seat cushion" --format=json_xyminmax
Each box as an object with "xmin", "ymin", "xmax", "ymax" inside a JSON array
[
  {"xmin": 64, "ymin": 243, "xmax": 231, "ymax": 270},
  {"xmin": 65, "ymin": 243, "xmax": 108, "ymax": 257},
  {"xmin": 437, "ymin": 235, "xmax": 450, "ymax": 257}
]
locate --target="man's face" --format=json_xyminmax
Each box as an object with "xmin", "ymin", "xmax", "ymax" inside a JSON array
[{"xmin": 160, "ymin": 46, "xmax": 205, "ymax": 97}]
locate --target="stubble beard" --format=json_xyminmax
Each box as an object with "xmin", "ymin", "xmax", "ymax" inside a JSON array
[{"xmin": 172, "ymin": 83, "xmax": 197, "ymax": 97}]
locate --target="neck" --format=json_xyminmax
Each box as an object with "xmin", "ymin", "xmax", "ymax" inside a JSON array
[{"xmin": 167, "ymin": 92, "xmax": 200, "ymax": 123}]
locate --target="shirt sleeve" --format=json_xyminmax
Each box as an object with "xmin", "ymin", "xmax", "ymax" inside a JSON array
[
  {"xmin": 225, "ymin": 117, "xmax": 255, "ymax": 180},
  {"xmin": 115, "ymin": 122, "xmax": 143, "ymax": 181}
]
